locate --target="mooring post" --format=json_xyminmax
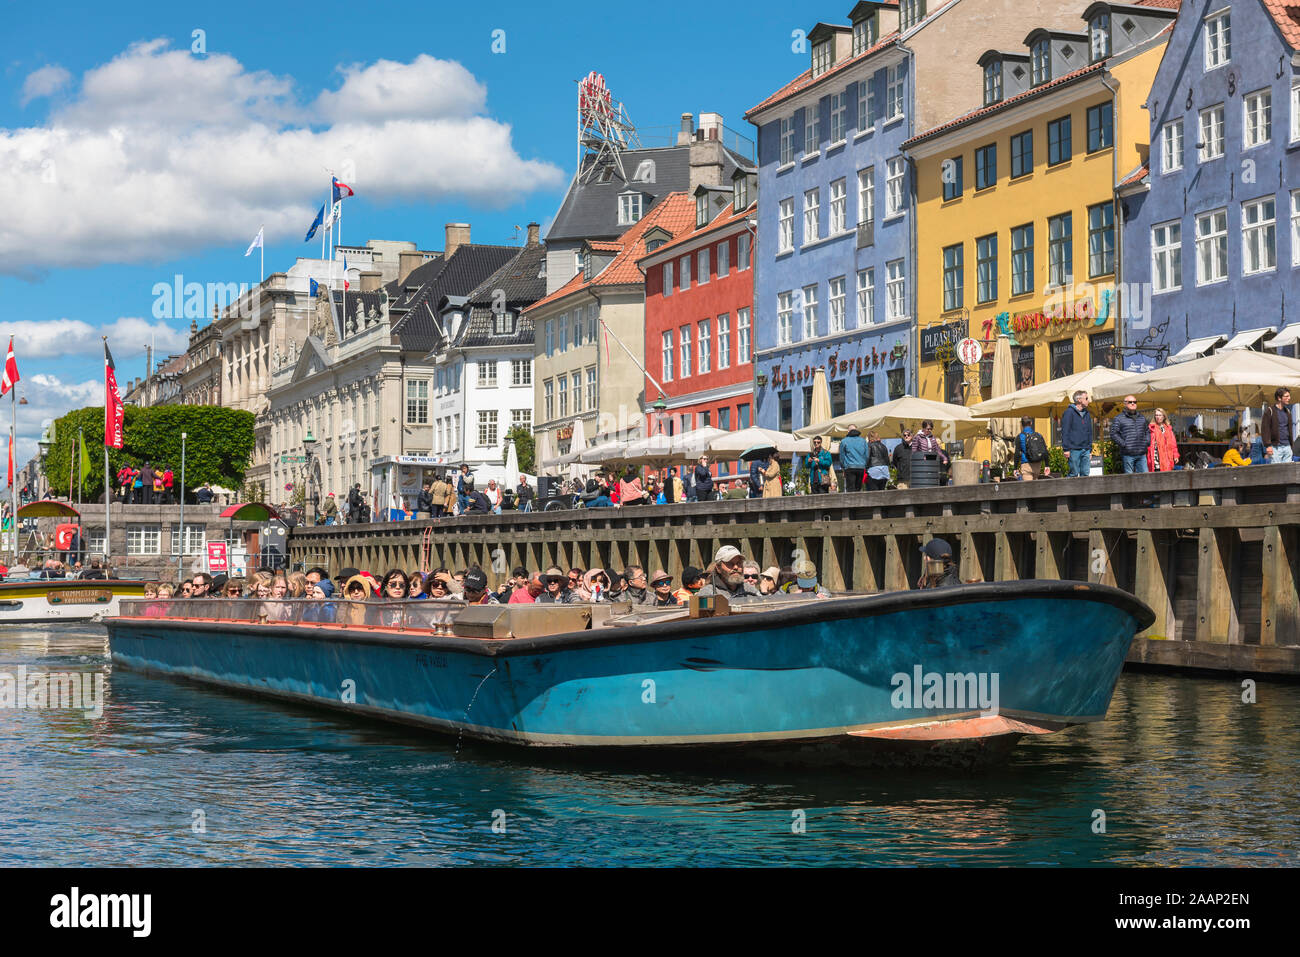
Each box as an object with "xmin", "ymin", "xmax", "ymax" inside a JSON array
[
  {"xmin": 1261, "ymin": 525, "xmax": 1299, "ymax": 646},
  {"xmin": 1134, "ymin": 529, "xmax": 1177, "ymax": 640}
]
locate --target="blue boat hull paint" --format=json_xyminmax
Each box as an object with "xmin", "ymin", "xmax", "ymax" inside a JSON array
[{"xmin": 106, "ymin": 583, "xmax": 1151, "ymax": 757}]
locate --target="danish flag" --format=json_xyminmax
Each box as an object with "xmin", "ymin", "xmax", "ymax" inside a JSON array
[{"xmin": 0, "ymin": 337, "xmax": 17, "ymax": 396}]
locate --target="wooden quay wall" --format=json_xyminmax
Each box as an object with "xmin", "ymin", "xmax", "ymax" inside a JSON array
[{"xmin": 288, "ymin": 466, "xmax": 1300, "ymax": 678}]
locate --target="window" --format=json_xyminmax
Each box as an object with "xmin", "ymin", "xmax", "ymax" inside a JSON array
[
  {"xmin": 662, "ymin": 331, "xmax": 674, "ymax": 381},
  {"xmin": 697, "ymin": 247, "xmax": 710, "ymax": 285},
  {"xmin": 680, "ymin": 326, "xmax": 692, "ymax": 376},
  {"xmin": 1048, "ymin": 116, "xmax": 1072, "ymax": 166},
  {"xmin": 942, "ymin": 244, "xmax": 964, "ymax": 311},
  {"xmin": 858, "ymin": 167, "xmax": 875, "ymax": 224},
  {"xmin": 511, "ymin": 409, "xmax": 532, "ymax": 431},
  {"xmin": 1032, "ymin": 39, "xmax": 1051, "ymax": 85},
  {"xmin": 1051, "ymin": 338, "xmax": 1076, "ymax": 381},
  {"xmin": 802, "ymin": 386, "xmax": 813, "ymax": 424},
  {"xmin": 858, "ymin": 76, "xmax": 876, "ymax": 133},
  {"xmin": 812, "ymin": 41, "xmax": 832, "ymax": 78},
  {"xmin": 1293, "ymin": 82, "xmax": 1300, "ymax": 142},
  {"xmin": 858, "ymin": 374, "xmax": 875, "ymax": 410},
  {"xmin": 802, "ymin": 284, "xmax": 819, "ymax": 339},
  {"xmin": 1294, "ymin": 190, "xmax": 1300, "ymax": 267},
  {"xmin": 734, "ymin": 174, "xmax": 750, "ymax": 211},
  {"xmin": 780, "ymin": 117, "xmax": 796, "ymax": 166},
  {"xmin": 718, "ymin": 407, "xmax": 731, "ymax": 431},
  {"xmin": 1087, "ymin": 102, "xmax": 1113, "ymax": 152},
  {"xmin": 829, "ymin": 277, "xmax": 846, "ymax": 333},
  {"xmin": 900, "ymin": 0, "xmax": 926, "ymax": 32},
  {"xmin": 663, "ymin": 261, "xmax": 673, "ymax": 297},
  {"xmin": 572, "ymin": 310, "xmax": 584, "ymax": 348},
  {"xmin": 477, "ymin": 361, "xmax": 497, "ymax": 388},
  {"xmin": 857, "ymin": 268, "xmax": 875, "ymax": 325},
  {"xmin": 679, "ymin": 256, "xmax": 691, "ymax": 290},
  {"xmin": 738, "ymin": 308, "xmax": 751, "ymax": 363},
  {"xmin": 885, "ymin": 157, "xmax": 905, "ymax": 217},
  {"xmin": 1010, "ymin": 130, "xmax": 1033, "ymax": 178},
  {"xmin": 586, "ymin": 367, "xmax": 597, "ymax": 409},
  {"xmin": 829, "ymin": 179, "xmax": 847, "ymax": 233},
  {"xmin": 1090, "ymin": 331, "xmax": 1115, "ymax": 370},
  {"xmin": 1151, "ymin": 221, "xmax": 1182, "ymax": 294},
  {"xmin": 696, "ymin": 192, "xmax": 709, "ymax": 228},
  {"xmin": 478, "ymin": 410, "xmax": 498, "ymax": 448},
  {"xmin": 942, "ymin": 156, "xmax": 963, "ymax": 201},
  {"xmin": 1048, "ymin": 213, "xmax": 1073, "ymax": 286},
  {"xmin": 587, "ymin": 304, "xmax": 598, "ymax": 342},
  {"xmin": 544, "ymin": 379, "xmax": 554, "ymax": 420},
  {"xmin": 739, "ymin": 403, "xmax": 750, "ymax": 428},
  {"xmin": 805, "ymin": 104, "xmax": 820, "ymax": 155},
  {"xmin": 558, "ymin": 377, "xmax": 568, "ymax": 417},
  {"xmin": 886, "ymin": 260, "xmax": 906, "ymax": 321},
  {"xmin": 853, "ymin": 16, "xmax": 876, "ymax": 55},
  {"xmin": 558, "ymin": 315, "xmax": 568, "ymax": 352},
  {"xmin": 127, "ymin": 525, "xmax": 161, "ymax": 556},
  {"xmin": 777, "ymin": 293, "xmax": 793, "ymax": 345},
  {"xmin": 718, "ymin": 314, "xmax": 731, "ymax": 370},
  {"xmin": 698, "ymin": 320, "xmax": 711, "ymax": 374},
  {"xmin": 803, "ymin": 188, "xmax": 820, "ymax": 243},
  {"xmin": 1204, "ymin": 10, "xmax": 1230, "ymax": 70},
  {"xmin": 1015, "ymin": 346, "xmax": 1035, "ymax": 389},
  {"xmin": 718, "ymin": 240, "xmax": 730, "ymax": 277},
  {"xmin": 779, "ymin": 198, "xmax": 794, "ymax": 253},
  {"xmin": 1008, "ymin": 226, "xmax": 1029, "ymax": 297},
  {"xmin": 406, "ymin": 379, "xmax": 429, "ymax": 424},
  {"xmin": 1090, "ymin": 13, "xmax": 1110, "ymax": 61},
  {"xmin": 545, "ymin": 320, "xmax": 554, "ymax": 356},
  {"xmin": 831, "ymin": 380, "xmax": 846, "ymax": 418},
  {"xmin": 1242, "ymin": 198, "xmax": 1277, "ymax": 275},
  {"xmin": 779, "ymin": 391, "xmax": 792, "ymax": 433},
  {"xmin": 1088, "ymin": 202, "xmax": 1114, "ymax": 277},
  {"xmin": 984, "ymin": 61, "xmax": 1002, "ymax": 107},
  {"xmin": 1243, "ymin": 89, "xmax": 1272, "ymax": 149},
  {"xmin": 170, "ymin": 523, "xmax": 205, "ymax": 556},
  {"xmin": 618, "ymin": 193, "xmax": 643, "ymax": 225},
  {"xmin": 1161, "ymin": 121, "xmax": 1183, "ymax": 173},
  {"xmin": 975, "ymin": 144, "xmax": 997, "ymax": 190},
  {"xmin": 1195, "ymin": 208, "xmax": 1228, "ymax": 285},
  {"xmin": 1198, "ymin": 105, "xmax": 1224, "ymax": 161},
  {"xmin": 830, "ymin": 92, "xmax": 847, "ymax": 144},
  {"xmin": 885, "ymin": 67, "xmax": 904, "ymax": 123},
  {"xmin": 571, "ymin": 372, "xmax": 583, "ymax": 414},
  {"xmin": 976, "ymin": 234, "xmax": 997, "ymax": 303},
  {"xmin": 493, "ymin": 309, "xmax": 515, "ymax": 335},
  {"xmin": 887, "ymin": 368, "xmax": 906, "ymax": 400}
]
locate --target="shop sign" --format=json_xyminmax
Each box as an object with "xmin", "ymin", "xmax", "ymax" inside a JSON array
[
  {"xmin": 764, "ymin": 340, "xmax": 908, "ymax": 392},
  {"xmin": 920, "ymin": 321, "xmax": 965, "ymax": 362}
]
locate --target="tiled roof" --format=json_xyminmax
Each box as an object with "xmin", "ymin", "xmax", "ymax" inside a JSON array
[
  {"xmin": 588, "ymin": 240, "xmax": 623, "ymax": 252},
  {"xmin": 524, "ymin": 193, "xmax": 695, "ymax": 315},
  {"xmin": 1262, "ymin": 0, "xmax": 1300, "ymax": 48},
  {"xmin": 389, "ymin": 244, "xmax": 521, "ymax": 352},
  {"xmin": 1132, "ymin": 0, "xmax": 1181, "ymax": 7},
  {"xmin": 453, "ymin": 243, "xmax": 547, "ymax": 349},
  {"xmin": 745, "ymin": 31, "xmax": 901, "ymax": 118},
  {"xmin": 385, "ymin": 255, "xmax": 447, "ymax": 307},
  {"xmin": 1117, "ymin": 163, "xmax": 1149, "ymax": 189},
  {"xmin": 639, "ymin": 199, "xmax": 756, "ymax": 264}
]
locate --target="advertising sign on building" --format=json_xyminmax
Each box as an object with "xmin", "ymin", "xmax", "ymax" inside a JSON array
[
  {"xmin": 206, "ymin": 541, "xmax": 229, "ymax": 574},
  {"xmin": 920, "ymin": 321, "xmax": 965, "ymax": 362}
]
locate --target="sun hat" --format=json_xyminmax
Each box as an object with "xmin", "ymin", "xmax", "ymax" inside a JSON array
[{"xmin": 713, "ymin": 545, "xmax": 742, "ymax": 564}]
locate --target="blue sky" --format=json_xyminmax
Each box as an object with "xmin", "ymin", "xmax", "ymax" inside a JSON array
[{"xmin": 0, "ymin": 0, "xmax": 811, "ymax": 470}]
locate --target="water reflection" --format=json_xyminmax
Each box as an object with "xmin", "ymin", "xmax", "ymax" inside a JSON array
[{"xmin": 0, "ymin": 624, "xmax": 1296, "ymax": 866}]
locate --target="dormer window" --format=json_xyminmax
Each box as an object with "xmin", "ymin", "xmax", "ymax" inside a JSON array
[
  {"xmin": 646, "ymin": 238, "xmax": 665, "ymax": 253},
  {"xmin": 582, "ymin": 249, "xmax": 592, "ymax": 281},
  {"xmin": 900, "ymin": 0, "xmax": 926, "ymax": 31},
  {"xmin": 618, "ymin": 192, "xmax": 643, "ymax": 225},
  {"xmin": 811, "ymin": 41, "xmax": 833, "ymax": 78},
  {"xmin": 734, "ymin": 175, "xmax": 751, "ymax": 212},
  {"xmin": 1031, "ymin": 39, "xmax": 1051, "ymax": 85},
  {"xmin": 852, "ymin": 15, "xmax": 877, "ymax": 55},
  {"xmin": 494, "ymin": 310, "xmax": 516, "ymax": 335},
  {"xmin": 1090, "ymin": 13, "xmax": 1110, "ymax": 61},
  {"xmin": 983, "ymin": 61, "xmax": 1002, "ymax": 106},
  {"xmin": 697, "ymin": 192, "xmax": 710, "ymax": 228}
]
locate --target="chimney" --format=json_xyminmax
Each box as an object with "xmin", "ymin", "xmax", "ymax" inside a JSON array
[
  {"xmin": 526, "ymin": 222, "xmax": 540, "ymax": 245},
  {"xmin": 398, "ymin": 250, "xmax": 423, "ymax": 286},
  {"xmin": 360, "ymin": 270, "xmax": 382, "ymax": 293},
  {"xmin": 677, "ymin": 112, "xmax": 695, "ymax": 146},
  {"xmin": 445, "ymin": 223, "xmax": 471, "ymax": 259},
  {"xmin": 689, "ymin": 138, "xmax": 725, "ymax": 192}
]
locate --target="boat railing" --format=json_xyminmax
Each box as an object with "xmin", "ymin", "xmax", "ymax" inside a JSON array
[{"xmin": 118, "ymin": 598, "xmax": 468, "ymax": 634}]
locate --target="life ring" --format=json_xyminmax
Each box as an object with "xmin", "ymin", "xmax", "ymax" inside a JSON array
[{"xmin": 54, "ymin": 523, "xmax": 78, "ymax": 551}]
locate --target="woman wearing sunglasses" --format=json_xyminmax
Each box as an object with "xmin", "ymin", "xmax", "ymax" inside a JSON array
[
  {"xmin": 380, "ymin": 569, "xmax": 410, "ymax": 600},
  {"xmin": 579, "ymin": 568, "xmax": 612, "ymax": 602},
  {"xmin": 407, "ymin": 571, "xmax": 428, "ymax": 599},
  {"xmin": 342, "ymin": 575, "xmax": 376, "ymax": 626}
]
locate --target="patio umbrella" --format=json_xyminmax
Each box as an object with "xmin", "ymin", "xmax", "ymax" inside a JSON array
[
  {"xmin": 503, "ymin": 439, "xmax": 520, "ymax": 489},
  {"xmin": 1091, "ymin": 351, "xmax": 1300, "ymax": 410},
  {"xmin": 670, "ymin": 426, "xmax": 729, "ymax": 458},
  {"xmin": 619, "ymin": 432, "xmax": 681, "ymax": 467},
  {"xmin": 536, "ymin": 430, "xmax": 558, "ymax": 470},
  {"xmin": 578, "ymin": 439, "xmax": 631, "ymax": 464},
  {"xmin": 705, "ymin": 426, "xmax": 804, "ymax": 457},
  {"xmin": 566, "ymin": 417, "xmax": 588, "ymax": 479},
  {"xmin": 973, "ymin": 365, "xmax": 1136, "ymax": 419},
  {"xmin": 808, "ymin": 368, "xmax": 833, "ymax": 438},
  {"xmin": 740, "ymin": 445, "xmax": 777, "ymax": 462},
  {"xmin": 796, "ymin": 394, "xmax": 988, "ymax": 441},
  {"xmin": 987, "ymin": 335, "xmax": 1021, "ymax": 469}
]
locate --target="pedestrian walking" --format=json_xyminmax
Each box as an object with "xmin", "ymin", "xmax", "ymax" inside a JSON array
[
  {"xmin": 430, "ymin": 475, "xmax": 448, "ymax": 518},
  {"xmin": 892, "ymin": 428, "xmax": 913, "ymax": 489},
  {"xmin": 838, "ymin": 427, "xmax": 867, "ymax": 493},
  {"xmin": 1109, "ymin": 396, "xmax": 1150, "ymax": 473},
  {"xmin": 1147, "ymin": 408, "xmax": 1180, "ymax": 472},
  {"xmin": 1061, "ymin": 390, "xmax": 1094, "ymax": 477},
  {"xmin": 1016, "ymin": 416, "xmax": 1049, "ymax": 481},
  {"xmin": 763, "ymin": 452, "xmax": 783, "ymax": 498},
  {"xmin": 1261, "ymin": 387, "xmax": 1295, "ymax": 464}
]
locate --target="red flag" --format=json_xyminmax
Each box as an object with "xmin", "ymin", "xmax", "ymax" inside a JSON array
[
  {"xmin": 1, "ymin": 337, "xmax": 18, "ymax": 396},
  {"xmin": 104, "ymin": 340, "xmax": 124, "ymax": 449}
]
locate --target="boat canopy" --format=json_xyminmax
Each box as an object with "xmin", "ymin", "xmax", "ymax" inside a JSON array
[
  {"xmin": 16, "ymin": 500, "xmax": 81, "ymax": 519},
  {"xmin": 219, "ymin": 503, "xmax": 281, "ymax": 522}
]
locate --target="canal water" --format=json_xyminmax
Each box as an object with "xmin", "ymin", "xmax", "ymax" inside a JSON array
[{"xmin": 1, "ymin": 624, "xmax": 1295, "ymax": 867}]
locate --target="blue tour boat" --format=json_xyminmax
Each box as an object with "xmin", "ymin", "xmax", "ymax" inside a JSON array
[{"xmin": 104, "ymin": 581, "xmax": 1154, "ymax": 765}]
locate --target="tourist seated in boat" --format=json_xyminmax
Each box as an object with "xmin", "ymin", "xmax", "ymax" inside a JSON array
[
  {"xmin": 222, "ymin": 578, "xmax": 247, "ymax": 599},
  {"xmin": 407, "ymin": 572, "xmax": 429, "ymax": 599},
  {"xmin": 302, "ymin": 582, "xmax": 337, "ymax": 623},
  {"xmin": 619, "ymin": 566, "xmax": 657, "ymax": 605},
  {"xmin": 601, "ymin": 568, "xmax": 626, "ymax": 600},
  {"xmin": 428, "ymin": 576, "xmax": 455, "ymax": 601},
  {"xmin": 260, "ymin": 577, "xmax": 295, "ymax": 622},
  {"xmin": 918, "ymin": 539, "xmax": 963, "ymax": 590},
  {"xmin": 79, "ymin": 556, "xmax": 108, "ymax": 580},
  {"xmin": 757, "ymin": 567, "xmax": 780, "ymax": 596},
  {"xmin": 578, "ymin": 568, "xmax": 613, "ymax": 601},
  {"xmin": 380, "ymin": 569, "xmax": 410, "ymax": 601},
  {"xmin": 508, "ymin": 574, "xmax": 545, "ymax": 603},
  {"xmin": 673, "ymin": 566, "xmax": 705, "ymax": 604},
  {"xmin": 695, "ymin": 546, "xmax": 762, "ymax": 602},
  {"xmin": 342, "ymin": 575, "xmax": 376, "ymax": 626},
  {"xmin": 461, "ymin": 568, "xmax": 498, "ymax": 605},
  {"xmin": 38, "ymin": 559, "xmax": 67, "ymax": 579},
  {"xmin": 742, "ymin": 562, "xmax": 762, "ymax": 589},
  {"xmin": 648, "ymin": 569, "xmax": 680, "ymax": 606},
  {"xmin": 537, "ymin": 566, "xmax": 579, "ymax": 604},
  {"xmin": 142, "ymin": 582, "xmax": 163, "ymax": 617},
  {"xmin": 789, "ymin": 559, "xmax": 832, "ymax": 598},
  {"xmin": 286, "ymin": 572, "xmax": 309, "ymax": 598},
  {"xmin": 494, "ymin": 567, "xmax": 529, "ymax": 603}
]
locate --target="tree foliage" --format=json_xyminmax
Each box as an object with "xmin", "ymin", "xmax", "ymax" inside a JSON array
[
  {"xmin": 505, "ymin": 425, "xmax": 535, "ymax": 476},
  {"xmin": 43, "ymin": 405, "xmax": 256, "ymax": 502}
]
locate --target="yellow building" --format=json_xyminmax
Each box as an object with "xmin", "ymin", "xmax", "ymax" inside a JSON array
[{"xmin": 905, "ymin": 2, "xmax": 1176, "ymax": 448}]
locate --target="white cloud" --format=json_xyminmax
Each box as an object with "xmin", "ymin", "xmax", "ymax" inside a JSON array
[
  {"xmin": 0, "ymin": 42, "xmax": 563, "ymax": 276},
  {"xmin": 20, "ymin": 64, "xmax": 72, "ymax": 106},
  {"xmin": 6, "ymin": 374, "xmax": 101, "ymax": 479},
  {"xmin": 0, "ymin": 317, "xmax": 189, "ymax": 360}
]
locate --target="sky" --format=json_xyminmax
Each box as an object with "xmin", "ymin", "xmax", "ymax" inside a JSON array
[{"xmin": 0, "ymin": 0, "xmax": 810, "ymax": 475}]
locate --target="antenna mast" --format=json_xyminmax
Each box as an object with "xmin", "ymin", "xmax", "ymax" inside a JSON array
[{"xmin": 577, "ymin": 71, "xmax": 642, "ymax": 185}]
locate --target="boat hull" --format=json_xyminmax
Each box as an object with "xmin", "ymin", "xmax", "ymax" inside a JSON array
[
  {"xmin": 0, "ymin": 579, "xmax": 147, "ymax": 624},
  {"xmin": 105, "ymin": 582, "xmax": 1152, "ymax": 763}
]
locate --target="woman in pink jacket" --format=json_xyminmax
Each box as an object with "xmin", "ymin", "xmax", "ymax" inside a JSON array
[{"xmin": 1146, "ymin": 408, "xmax": 1180, "ymax": 472}]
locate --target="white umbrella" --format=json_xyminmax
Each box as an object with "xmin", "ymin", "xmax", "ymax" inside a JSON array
[
  {"xmin": 1091, "ymin": 350, "xmax": 1300, "ymax": 410},
  {"xmin": 503, "ymin": 439, "xmax": 519, "ymax": 489},
  {"xmin": 670, "ymin": 426, "xmax": 729, "ymax": 457},
  {"xmin": 973, "ymin": 365, "xmax": 1136, "ymax": 419},
  {"xmin": 536, "ymin": 430, "xmax": 559, "ymax": 470},
  {"xmin": 796, "ymin": 394, "xmax": 988, "ymax": 441},
  {"xmin": 566, "ymin": 417, "xmax": 588, "ymax": 480},
  {"xmin": 578, "ymin": 439, "xmax": 632, "ymax": 464},
  {"xmin": 705, "ymin": 426, "xmax": 805, "ymax": 457}
]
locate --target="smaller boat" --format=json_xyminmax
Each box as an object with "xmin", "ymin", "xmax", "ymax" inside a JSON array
[{"xmin": 105, "ymin": 581, "xmax": 1154, "ymax": 766}]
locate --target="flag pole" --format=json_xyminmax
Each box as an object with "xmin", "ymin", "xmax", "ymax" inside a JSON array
[
  {"xmin": 259, "ymin": 224, "xmax": 264, "ymax": 282},
  {"xmin": 10, "ymin": 390, "xmax": 17, "ymax": 561},
  {"xmin": 103, "ymin": 336, "xmax": 112, "ymax": 570}
]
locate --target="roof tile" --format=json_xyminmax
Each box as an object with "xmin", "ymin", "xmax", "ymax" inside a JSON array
[{"xmin": 1262, "ymin": 0, "xmax": 1300, "ymax": 48}]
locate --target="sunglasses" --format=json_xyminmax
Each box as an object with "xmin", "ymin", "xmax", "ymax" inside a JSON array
[
  {"xmin": 387, "ymin": 580, "xmax": 407, "ymax": 588},
  {"xmin": 743, "ymin": 574, "xmax": 759, "ymax": 580},
  {"xmin": 653, "ymin": 579, "xmax": 673, "ymax": 586}
]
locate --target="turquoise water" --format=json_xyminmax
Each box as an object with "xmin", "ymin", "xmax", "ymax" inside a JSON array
[{"xmin": 2, "ymin": 624, "xmax": 1295, "ymax": 866}]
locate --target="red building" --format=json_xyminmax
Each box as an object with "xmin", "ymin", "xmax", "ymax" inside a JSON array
[{"xmin": 639, "ymin": 171, "xmax": 757, "ymax": 477}]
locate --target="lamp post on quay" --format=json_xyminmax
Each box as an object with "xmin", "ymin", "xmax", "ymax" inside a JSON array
[
  {"xmin": 177, "ymin": 432, "xmax": 187, "ymax": 580},
  {"xmin": 37, "ymin": 429, "xmax": 51, "ymax": 501},
  {"xmin": 303, "ymin": 430, "xmax": 318, "ymax": 525}
]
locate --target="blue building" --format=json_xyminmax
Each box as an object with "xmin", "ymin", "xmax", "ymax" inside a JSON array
[
  {"xmin": 1120, "ymin": 0, "xmax": 1300, "ymax": 368},
  {"xmin": 745, "ymin": 0, "xmax": 1090, "ymax": 432}
]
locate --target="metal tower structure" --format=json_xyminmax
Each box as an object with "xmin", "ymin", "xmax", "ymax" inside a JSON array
[{"xmin": 576, "ymin": 71, "xmax": 642, "ymax": 185}]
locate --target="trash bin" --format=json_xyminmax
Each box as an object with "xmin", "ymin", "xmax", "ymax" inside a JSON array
[{"xmin": 911, "ymin": 453, "xmax": 941, "ymax": 488}]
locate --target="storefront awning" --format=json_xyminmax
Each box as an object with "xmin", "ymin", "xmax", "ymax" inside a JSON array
[
  {"xmin": 1266, "ymin": 325, "xmax": 1300, "ymax": 351},
  {"xmin": 1220, "ymin": 326, "xmax": 1276, "ymax": 352},
  {"xmin": 1167, "ymin": 335, "xmax": 1225, "ymax": 364}
]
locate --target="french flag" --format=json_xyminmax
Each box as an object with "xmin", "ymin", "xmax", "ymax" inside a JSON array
[{"xmin": 332, "ymin": 177, "xmax": 355, "ymax": 202}]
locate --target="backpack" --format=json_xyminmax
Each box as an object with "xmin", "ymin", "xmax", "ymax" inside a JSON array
[{"xmin": 1024, "ymin": 431, "xmax": 1048, "ymax": 463}]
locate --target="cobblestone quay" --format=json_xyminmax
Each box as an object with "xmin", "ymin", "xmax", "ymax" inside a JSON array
[{"xmin": 288, "ymin": 467, "xmax": 1300, "ymax": 678}]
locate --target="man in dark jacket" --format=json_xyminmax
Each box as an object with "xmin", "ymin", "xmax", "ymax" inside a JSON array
[
  {"xmin": 918, "ymin": 539, "xmax": 963, "ymax": 589},
  {"xmin": 463, "ymin": 480, "xmax": 491, "ymax": 514},
  {"xmin": 620, "ymin": 566, "xmax": 655, "ymax": 605},
  {"xmin": 416, "ymin": 483, "xmax": 434, "ymax": 518},
  {"xmin": 1060, "ymin": 390, "xmax": 1094, "ymax": 477},
  {"xmin": 891, "ymin": 429, "xmax": 913, "ymax": 489},
  {"xmin": 692, "ymin": 456, "xmax": 715, "ymax": 501},
  {"xmin": 516, "ymin": 478, "xmax": 535, "ymax": 512},
  {"xmin": 456, "ymin": 464, "xmax": 472, "ymax": 514},
  {"xmin": 347, "ymin": 484, "xmax": 363, "ymax": 523},
  {"xmin": 838, "ymin": 428, "xmax": 868, "ymax": 492},
  {"xmin": 694, "ymin": 546, "xmax": 762, "ymax": 602},
  {"xmin": 1109, "ymin": 395, "xmax": 1150, "ymax": 473},
  {"xmin": 138, "ymin": 462, "xmax": 156, "ymax": 505},
  {"xmin": 1260, "ymin": 387, "xmax": 1295, "ymax": 463}
]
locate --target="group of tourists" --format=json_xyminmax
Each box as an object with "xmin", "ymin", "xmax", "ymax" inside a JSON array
[{"xmin": 115, "ymin": 463, "xmax": 177, "ymax": 504}]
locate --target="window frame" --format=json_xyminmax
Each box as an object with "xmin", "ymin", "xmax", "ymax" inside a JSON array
[
  {"xmin": 885, "ymin": 66, "xmax": 904, "ymax": 123},
  {"xmin": 618, "ymin": 192, "xmax": 644, "ymax": 225},
  {"xmin": 1241, "ymin": 197, "xmax": 1277, "ymax": 276},
  {"xmin": 830, "ymin": 92, "xmax": 848, "ymax": 144},
  {"xmin": 858, "ymin": 167, "xmax": 875, "ymax": 224},
  {"xmin": 1242, "ymin": 88, "xmax": 1272, "ymax": 150},
  {"xmin": 1086, "ymin": 101, "xmax": 1113, "ymax": 153},
  {"xmin": 1204, "ymin": 10, "xmax": 1231, "ymax": 71},
  {"xmin": 679, "ymin": 325, "xmax": 692, "ymax": 377},
  {"xmin": 1161, "ymin": 120, "xmax": 1183, "ymax": 173},
  {"xmin": 885, "ymin": 157, "xmax": 905, "ymax": 218},
  {"xmin": 803, "ymin": 188, "xmax": 821, "ymax": 244},
  {"xmin": 662, "ymin": 330, "xmax": 674, "ymax": 382},
  {"xmin": 1031, "ymin": 39, "xmax": 1051, "ymax": 85},
  {"xmin": 1151, "ymin": 220, "xmax": 1183, "ymax": 294},
  {"xmin": 858, "ymin": 76, "xmax": 876, "ymax": 134},
  {"xmin": 1198, "ymin": 104, "xmax": 1224, "ymax": 162},
  {"xmin": 975, "ymin": 143, "xmax": 996, "ymax": 191},
  {"xmin": 780, "ymin": 116, "xmax": 796, "ymax": 166},
  {"xmin": 830, "ymin": 178, "xmax": 847, "ymax": 233},
  {"xmin": 510, "ymin": 359, "xmax": 531, "ymax": 387},
  {"xmin": 942, "ymin": 155, "xmax": 963, "ymax": 202},
  {"xmin": 777, "ymin": 292, "xmax": 793, "ymax": 345},
  {"xmin": 828, "ymin": 276, "xmax": 846, "ymax": 334},
  {"xmin": 856, "ymin": 268, "xmax": 875, "ymax": 326},
  {"xmin": 1010, "ymin": 130, "xmax": 1033, "ymax": 179},
  {"xmin": 1011, "ymin": 223, "xmax": 1034, "ymax": 296},
  {"xmin": 1087, "ymin": 201, "xmax": 1115, "ymax": 278},
  {"xmin": 778, "ymin": 198, "xmax": 794, "ymax": 254},
  {"xmin": 718, "ymin": 314, "xmax": 731, "ymax": 370},
  {"xmin": 984, "ymin": 61, "xmax": 1002, "ymax": 107},
  {"xmin": 477, "ymin": 410, "xmax": 498, "ymax": 448},
  {"xmin": 942, "ymin": 243, "xmax": 964, "ymax": 312},
  {"xmin": 697, "ymin": 319, "xmax": 712, "ymax": 375},
  {"xmin": 802, "ymin": 284, "xmax": 819, "ymax": 340},
  {"xmin": 1048, "ymin": 212, "xmax": 1073, "ymax": 287},
  {"xmin": 738, "ymin": 308, "xmax": 751, "ymax": 364},
  {"xmin": 976, "ymin": 233, "xmax": 998, "ymax": 304},
  {"xmin": 1047, "ymin": 115, "xmax": 1072, "ymax": 167},
  {"xmin": 885, "ymin": 260, "xmax": 906, "ymax": 322},
  {"xmin": 1195, "ymin": 207, "xmax": 1229, "ymax": 286}
]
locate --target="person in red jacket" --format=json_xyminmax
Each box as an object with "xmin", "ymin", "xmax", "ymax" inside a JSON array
[
  {"xmin": 1146, "ymin": 408, "xmax": 1180, "ymax": 472},
  {"xmin": 163, "ymin": 466, "xmax": 175, "ymax": 504}
]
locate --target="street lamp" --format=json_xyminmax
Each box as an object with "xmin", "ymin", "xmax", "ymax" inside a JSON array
[
  {"xmin": 303, "ymin": 429, "xmax": 318, "ymax": 525},
  {"xmin": 178, "ymin": 432, "xmax": 187, "ymax": 580},
  {"xmin": 37, "ymin": 431, "xmax": 51, "ymax": 501}
]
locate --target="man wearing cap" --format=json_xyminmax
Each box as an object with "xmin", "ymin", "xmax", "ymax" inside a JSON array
[
  {"xmin": 537, "ymin": 566, "xmax": 579, "ymax": 604},
  {"xmin": 696, "ymin": 545, "xmax": 762, "ymax": 602},
  {"xmin": 790, "ymin": 558, "xmax": 831, "ymax": 598},
  {"xmin": 496, "ymin": 566, "xmax": 529, "ymax": 604},
  {"xmin": 918, "ymin": 538, "xmax": 963, "ymax": 589},
  {"xmin": 673, "ymin": 566, "xmax": 705, "ymax": 604},
  {"xmin": 648, "ymin": 569, "xmax": 680, "ymax": 606},
  {"xmin": 461, "ymin": 568, "xmax": 498, "ymax": 605}
]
